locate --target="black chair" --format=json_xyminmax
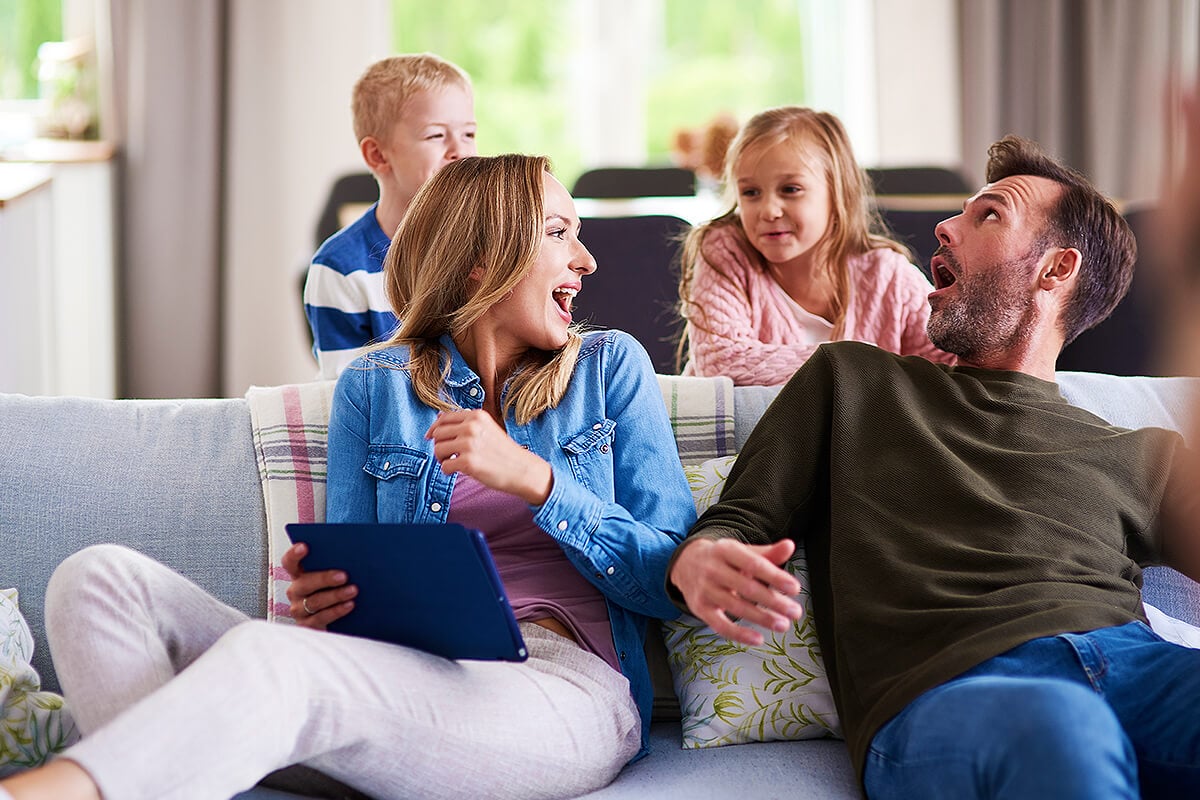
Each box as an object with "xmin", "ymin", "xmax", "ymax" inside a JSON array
[
  {"xmin": 1058, "ymin": 206, "xmax": 1162, "ymax": 376},
  {"xmin": 867, "ymin": 166, "xmax": 971, "ymax": 196},
  {"xmin": 576, "ymin": 215, "xmax": 691, "ymax": 373},
  {"xmin": 572, "ymin": 167, "xmax": 697, "ymax": 199},
  {"xmin": 315, "ymin": 172, "xmax": 379, "ymax": 247}
]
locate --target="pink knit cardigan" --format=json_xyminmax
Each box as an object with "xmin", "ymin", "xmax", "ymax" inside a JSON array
[{"xmin": 685, "ymin": 231, "xmax": 955, "ymax": 385}]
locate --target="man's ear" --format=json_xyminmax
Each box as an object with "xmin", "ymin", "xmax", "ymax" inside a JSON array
[
  {"xmin": 1039, "ymin": 247, "xmax": 1082, "ymax": 291},
  {"xmin": 360, "ymin": 137, "xmax": 389, "ymax": 174}
]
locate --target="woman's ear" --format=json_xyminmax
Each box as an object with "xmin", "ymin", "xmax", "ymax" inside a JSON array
[{"xmin": 469, "ymin": 266, "xmax": 485, "ymax": 281}]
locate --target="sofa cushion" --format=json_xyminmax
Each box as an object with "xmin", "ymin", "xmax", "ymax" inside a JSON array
[
  {"xmin": 0, "ymin": 393, "xmax": 267, "ymax": 693},
  {"xmin": 662, "ymin": 456, "xmax": 840, "ymax": 749},
  {"xmin": 246, "ymin": 381, "xmax": 336, "ymax": 622},
  {"xmin": 0, "ymin": 588, "xmax": 78, "ymax": 775}
]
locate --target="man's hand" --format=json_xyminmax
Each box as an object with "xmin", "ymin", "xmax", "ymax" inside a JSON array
[{"xmin": 669, "ymin": 537, "xmax": 804, "ymax": 646}]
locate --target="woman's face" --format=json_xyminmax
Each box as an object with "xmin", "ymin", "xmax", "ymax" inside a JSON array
[
  {"xmin": 735, "ymin": 140, "xmax": 832, "ymax": 273},
  {"xmin": 489, "ymin": 172, "xmax": 597, "ymax": 353}
]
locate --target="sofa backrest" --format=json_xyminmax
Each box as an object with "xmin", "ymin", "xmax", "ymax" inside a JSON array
[{"xmin": 0, "ymin": 393, "xmax": 267, "ymax": 693}]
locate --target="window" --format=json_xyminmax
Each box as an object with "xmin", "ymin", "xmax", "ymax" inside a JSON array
[
  {"xmin": 0, "ymin": 0, "xmax": 62, "ymax": 99},
  {"xmin": 392, "ymin": 0, "xmax": 814, "ymax": 189}
]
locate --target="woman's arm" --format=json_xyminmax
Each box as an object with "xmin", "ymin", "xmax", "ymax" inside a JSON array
[
  {"xmin": 534, "ymin": 333, "xmax": 697, "ymax": 620},
  {"xmin": 325, "ymin": 366, "xmax": 379, "ymax": 523}
]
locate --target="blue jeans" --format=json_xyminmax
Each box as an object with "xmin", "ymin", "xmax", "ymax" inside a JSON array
[{"xmin": 864, "ymin": 621, "xmax": 1200, "ymax": 799}]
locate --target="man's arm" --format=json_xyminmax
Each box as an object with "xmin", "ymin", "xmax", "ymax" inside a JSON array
[{"xmin": 667, "ymin": 346, "xmax": 838, "ymax": 644}]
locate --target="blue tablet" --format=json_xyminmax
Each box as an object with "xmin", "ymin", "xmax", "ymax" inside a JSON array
[{"xmin": 285, "ymin": 522, "xmax": 528, "ymax": 662}]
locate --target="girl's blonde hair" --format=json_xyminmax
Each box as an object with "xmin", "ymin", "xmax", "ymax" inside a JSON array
[
  {"xmin": 676, "ymin": 106, "xmax": 910, "ymax": 368},
  {"xmin": 378, "ymin": 154, "xmax": 582, "ymax": 425}
]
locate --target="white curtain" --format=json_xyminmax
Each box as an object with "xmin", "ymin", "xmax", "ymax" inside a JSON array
[
  {"xmin": 108, "ymin": 0, "xmax": 225, "ymax": 397},
  {"xmin": 960, "ymin": 0, "xmax": 1200, "ymax": 205}
]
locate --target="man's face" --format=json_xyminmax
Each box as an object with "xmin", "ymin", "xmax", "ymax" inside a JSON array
[{"xmin": 926, "ymin": 175, "xmax": 1062, "ymax": 363}]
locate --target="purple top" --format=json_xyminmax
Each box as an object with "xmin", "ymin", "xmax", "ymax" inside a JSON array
[{"xmin": 447, "ymin": 474, "xmax": 620, "ymax": 671}]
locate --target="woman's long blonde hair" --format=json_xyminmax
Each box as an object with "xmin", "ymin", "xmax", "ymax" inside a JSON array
[
  {"xmin": 378, "ymin": 154, "xmax": 582, "ymax": 425},
  {"xmin": 676, "ymin": 106, "xmax": 910, "ymax": 369}
]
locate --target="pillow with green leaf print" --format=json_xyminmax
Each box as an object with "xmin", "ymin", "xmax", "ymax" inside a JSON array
[
  {"xmin": 0, "ymin": 588, "xmax": 79, "ymax": 775},
  {"xmin": 662, "ymin": 455, "xmax": 842, "ymax": 748}
]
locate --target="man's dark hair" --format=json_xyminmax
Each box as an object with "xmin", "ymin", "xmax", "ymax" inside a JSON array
[{"xmin": 985, "ymin": 135, "xmax": 1136, "ymax": 345}]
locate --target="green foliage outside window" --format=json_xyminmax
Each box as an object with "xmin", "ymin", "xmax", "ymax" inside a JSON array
[
  {"xmin": 0, "ymin": 0, "xmax": 62, "ymax": 99},
  {"xmin": 392, "ymin": 0, "xmax": 806, "ymax": 189}
]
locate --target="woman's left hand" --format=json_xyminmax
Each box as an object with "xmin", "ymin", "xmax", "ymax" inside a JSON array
[{"xmin": 426, "ymin": 410, "xmax": 554, "ymax": 505}]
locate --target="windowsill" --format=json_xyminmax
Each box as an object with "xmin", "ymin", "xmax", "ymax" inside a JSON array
[{"xmin": 0, "ymin": 137, "xmax": 115, "ymax": 164}]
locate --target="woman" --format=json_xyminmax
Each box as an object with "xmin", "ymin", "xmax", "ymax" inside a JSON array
[{"xmin": 4, "ymin": 155, "xmax": 695, "ymax": 800}]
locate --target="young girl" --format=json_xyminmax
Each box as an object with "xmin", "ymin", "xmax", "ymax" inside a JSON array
[
  {"xmin": 4, "ymin": 155, "xmax": 695, "ymax": 800},
  {"xmin": 678, "ymin": 106, "xmax": 953, "ymax": 385}
]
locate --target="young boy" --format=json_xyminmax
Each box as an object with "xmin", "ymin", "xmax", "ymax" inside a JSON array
[{"xmin": 304, "ymin": 53, "xmax": 476, "ymax": 379}]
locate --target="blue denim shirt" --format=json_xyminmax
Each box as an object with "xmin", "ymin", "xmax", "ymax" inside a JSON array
[{"xmin": 326, "ymin": 329, "xmax": 696, "ymax": 757}]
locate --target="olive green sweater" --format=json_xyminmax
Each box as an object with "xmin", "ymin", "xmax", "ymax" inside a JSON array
[{"xmin": 677, "ymin": 341, "xmax": 1188, "ymax": 782}]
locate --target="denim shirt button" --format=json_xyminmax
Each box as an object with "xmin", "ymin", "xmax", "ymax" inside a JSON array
[
  {"xmin": 557, "ymin": 520, "xmax": 568, "ymax": 531},
  {"xmin": 606, "ymin": 566, "xmax": 615, "ymax": 575},
  {"xmin": 592, "ymin": 422, "xmax": 602, "ymax": 429},
  {"xmin": 430, "ymin": 502, "xmax": 442, "ymax": 513},
  {"xmin": 600, "ymin": 444, "xmax": 610, "ymax": 453},
  {"xmin": 383, "ymin": 461, "xmax": 390, "ymax": 470},
  {"xmin": 468, "ymin": 387, "xmax": 479, "ymax": 397}
]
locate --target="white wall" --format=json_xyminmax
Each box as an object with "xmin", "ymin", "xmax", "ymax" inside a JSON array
[
  {"xmin": 871, "ymin": 0, "xmax": 962, "ymax": 170},
  {"xmin": 222, "ymin": 0, "xmax": 390, "ymax": 396}
]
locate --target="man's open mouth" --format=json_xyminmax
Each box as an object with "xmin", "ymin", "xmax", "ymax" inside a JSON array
[{"xmin": 930, "ymin": 255, "xmax": 957, "ymax": 290}]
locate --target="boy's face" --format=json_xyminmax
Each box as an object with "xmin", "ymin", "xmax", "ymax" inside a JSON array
[{"xmin": 376, "ymin": 85, "xmax": 477, "ymax": 209}]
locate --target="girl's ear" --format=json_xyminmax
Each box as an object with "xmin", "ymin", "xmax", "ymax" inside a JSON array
[{"xmin": 469, "ymin": 266, "xmax": 484, "ymax": 281}]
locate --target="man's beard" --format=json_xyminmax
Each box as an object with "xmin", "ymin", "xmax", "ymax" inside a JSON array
[{"xmin": 926, "ymin": 246, "xmax": 1040, "ymax": 363}]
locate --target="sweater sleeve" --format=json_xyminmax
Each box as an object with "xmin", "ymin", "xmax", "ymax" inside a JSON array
[
  {"xmin": 680, "ymin": 346, "xmax": 836, "ymax": 548},
  {"xmin": 686, "ymin": 226, "xmax": 823, "ymax": 385}
]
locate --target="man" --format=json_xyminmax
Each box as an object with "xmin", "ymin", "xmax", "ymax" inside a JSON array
[{"xmin": 668, "ymin": 135, "xmax": 1200, "ymax": 799}]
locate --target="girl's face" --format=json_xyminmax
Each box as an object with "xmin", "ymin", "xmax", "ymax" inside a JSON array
[{"xmin": 734, "ymin": 141, "xmax": 832, "ymax": 273}]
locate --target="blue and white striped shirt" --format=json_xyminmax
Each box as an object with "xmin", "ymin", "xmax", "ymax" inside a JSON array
[{"xmin": 303, "ymin": 203, "xmax": 398, "ymax": 379}]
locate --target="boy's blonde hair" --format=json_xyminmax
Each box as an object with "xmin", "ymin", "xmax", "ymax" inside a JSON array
[
  {"xmin": 677, "ymin": 106, "xmax": 910, "ymax": 367},
  {"xmin": 379, "ymin": 154, "xmax": 583, "ymax": 425},
  {"xmin": 351, "ymin": 53, "xmax": 472, "ymax": 143}
]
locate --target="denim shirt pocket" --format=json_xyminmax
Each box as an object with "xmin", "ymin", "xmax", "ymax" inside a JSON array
[
  {"xmin": 363, "ymin": 445, "xmax": 428, "ymax": 522},
  {"xmin": 560, "ymin": 419, "xmax": 616, "ymax": 494}
]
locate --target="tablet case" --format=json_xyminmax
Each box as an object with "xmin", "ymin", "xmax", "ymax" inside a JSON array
[{"xmin": 285, "ymin": 522, "xmax": 528, "ymax": 662}]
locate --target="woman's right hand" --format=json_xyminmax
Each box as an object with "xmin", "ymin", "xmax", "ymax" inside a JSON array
[{"xmin": 282, "ymin": 541, "xmax": 358, "ymax": 630}]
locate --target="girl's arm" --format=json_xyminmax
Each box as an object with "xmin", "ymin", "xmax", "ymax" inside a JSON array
[
  {"xmin": 687, "ymin": 226, "xmax": 826, "ymax": 385},
  {"xmin": 534, "ymin": 333, "xmax": 697, "ymax": 620}
]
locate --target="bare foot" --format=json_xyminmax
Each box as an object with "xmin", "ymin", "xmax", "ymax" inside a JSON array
[{"xmin": 2, "ymin": 759, "xmax": 101, "ymax": 800}]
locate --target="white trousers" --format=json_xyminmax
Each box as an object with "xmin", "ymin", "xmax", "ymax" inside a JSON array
[{"xmin": 45, "ymin": 545, "xmax": 640, "ymax": 800}]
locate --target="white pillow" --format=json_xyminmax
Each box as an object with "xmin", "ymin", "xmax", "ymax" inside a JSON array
[
  {"xmin": 662, "ymin": 456, "xmax": 842, "ymax": 748},
  {"xmin": 0, "ymin": 588, "xmax": 79, "ymax": 775}
]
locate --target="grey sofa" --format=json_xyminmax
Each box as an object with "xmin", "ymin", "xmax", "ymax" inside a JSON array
[{"xmin": 2, "ymin": 368, "xmax": 1199, "ymax": 800}]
